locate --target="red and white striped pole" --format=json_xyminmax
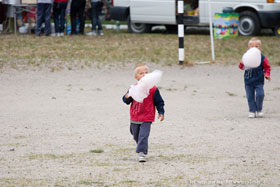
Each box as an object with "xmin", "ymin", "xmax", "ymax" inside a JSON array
[{"xmin": 178, "ymin": 0, "xmax": 184, "ymax": 65}]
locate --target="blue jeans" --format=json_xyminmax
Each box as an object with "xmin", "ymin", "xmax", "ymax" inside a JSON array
[
  {"xmin": 53, "ymin": 2, "xmax": 67, "ymax": 33},
  {"xmin": 36, "ymin": 3, "xmax": 52, "ymax": 36},
  {"xmin": 90, "ymin": 2, "xmax": 103, "ymax": 31},
  {"xmin": 130, "ymin": 122, "xmax": 152, "ymax": 155},
  {"xmin": 245, "ymin": 84, "xmax": 264, "ymax": 113}
]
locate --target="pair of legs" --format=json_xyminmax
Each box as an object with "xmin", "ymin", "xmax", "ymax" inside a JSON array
[
  {"xmin": 130, "ymin": 122, "xmax": 152, "ymax": 155},
  {"xmin": 70, "ymin": 0, "xmax": 86, "ymax": 35},
  {"xmin": 245, "ymin": 84, "xmax": 264, "ymax": 113},
  {"xmin": 36, "ymin": 3, "xmax": 52, "ymax": 36},
  {"xmin": 53, "ymin": 2, "xmax": 67, "ymax": 34},
  {"xmin": 90, "ymin": 2, "xmax": 103, "ymax": 33}
]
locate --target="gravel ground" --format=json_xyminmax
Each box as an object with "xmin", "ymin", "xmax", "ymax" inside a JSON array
[{"xmin": 0, "ymin": 64, "xmax": 279, "ymax": 186}]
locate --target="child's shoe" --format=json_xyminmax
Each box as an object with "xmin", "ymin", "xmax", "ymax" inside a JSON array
[
  {"xmin": 98, "ymin": 30, "xmax": 104, "ymax": 36},
  {"xmin": 51, "ymin": 33, "xmax": 57, "ymax": 37},
  {"xmin": 138, "ymin": 152, "xmax": 146, "ymax": 162},
  {"xmin": 248, "ymin": 112, "xmax": 255, "ymax": 118},
  {"xmin": 87, "ymin": 31, "xmax": 97, "ymax": 36},
  {"xmin": 256, "ymin": 111, "xmax": 263, "ymax": 118}
]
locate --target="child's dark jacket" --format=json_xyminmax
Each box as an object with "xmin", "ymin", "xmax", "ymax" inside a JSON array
[{"xmin": 239, "ymin": 54, "xmax": 271, "ymax": 85}]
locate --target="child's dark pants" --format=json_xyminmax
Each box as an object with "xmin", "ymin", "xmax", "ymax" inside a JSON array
[
  {"xmin": 245, "ymin": 84, "xmax": 264, "ymax": 112},
  {"xmin": 130, "ymin": 122, "xmax": 152, "ymax": 155}
]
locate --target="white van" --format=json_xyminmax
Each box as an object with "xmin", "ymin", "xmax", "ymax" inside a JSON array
[{"xmin": 110, "ymin": 0, "xmax": 280, "ymax": 36}]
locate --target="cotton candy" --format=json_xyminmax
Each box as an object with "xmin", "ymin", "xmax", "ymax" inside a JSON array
[
  {"xmin": 242, "ymin": 47, "xmax": 261, "ymax": 68},
  {"xmin": 128, "ymin": 70, "xmax": 163, "ymax": 103}
]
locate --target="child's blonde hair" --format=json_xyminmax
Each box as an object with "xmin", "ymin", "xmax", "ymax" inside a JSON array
[
  {"xmin": 134, "ymin": 64, "xmax": 149, "ymax": 78},
  {"xmin": 248, "ymin": 37, "xmax": 262, "ymax": 46}
]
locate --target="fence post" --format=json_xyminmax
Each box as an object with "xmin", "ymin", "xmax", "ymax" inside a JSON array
[
  {"xmin": 178, "ymin": 0, "xmax": 184, "ymax": 65},
  {"xmin": 208, "ymin": 0, "xmax": 215, "ymax": 61}
]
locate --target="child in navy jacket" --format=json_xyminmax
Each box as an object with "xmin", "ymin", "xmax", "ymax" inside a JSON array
[
  {"xmin": 123, "ymin": 64, "xmax": 165, "ymax": 162},
  {"xmin": 239, "ymin": 38, "xmax": 271, "ymax": 118}
]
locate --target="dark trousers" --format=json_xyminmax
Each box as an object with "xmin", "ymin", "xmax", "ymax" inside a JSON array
[
  {"xmin": 130, "ymin": 122, "xmax": 152, "ymax": 155},
  {"xmin": 70, "ymin": 0, "xmax": 86, "ymax": 34},
  {"xmin": 53, "ymin": 2, "xmax": 67, "ymax": 33},
  {"xmin": 90, "ymin": 2, "xmax": 103, "ymax": 31},
  {"xmin": 36, "ymin": 3, "xmax": 52, "ymax": 36},
  {"xmin": 245, "ymin": 84, "xmax": 264, "ymax": 112}
]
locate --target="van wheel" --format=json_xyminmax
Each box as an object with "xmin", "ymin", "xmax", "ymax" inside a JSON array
[
  {"xmin": 127, "ymin": 16, "xmax": 151, "ymax": 33},
  {"xmin": 239, "ymin": 11, "xmax": 260, "ymax": 36},
  {"xmin": 274, "ymin": 26, "xmax": 280, "ymax": 37},
  {"xmin": 165, "ymin": 25, "xmax": 178, "ymax": 33}
]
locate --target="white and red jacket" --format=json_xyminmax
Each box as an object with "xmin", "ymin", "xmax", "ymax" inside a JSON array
[{"xmin": 123, "ymin": 86, "xmax": 165, "ymax": 122}]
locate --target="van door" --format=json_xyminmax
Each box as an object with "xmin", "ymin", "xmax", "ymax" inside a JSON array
[
  {"xmin": 130, "ymin": 0, "xmax": 176, "ymax": 24},
  {"xmin": 199, "ymin": 0, "xmax": 240, "ymax": 24}
]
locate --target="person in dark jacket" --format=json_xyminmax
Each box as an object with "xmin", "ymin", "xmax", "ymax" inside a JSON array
[
  {"xmin": 53, "ymin": 0, "xmax": 68, "ymax": 36},
  {"xmin": 123, "ymin": 64, "xmax": 165, "ymax": 162},
  {"xmin": 36, "ymin": 0, "xmax": 53, "ymax": 36},
  {"xmin": 86, "ymin": 0, "xmax": 107, "ymax": 36},
  {"xmin": 70, "ymin": 0, "xmax": 86, "ymax": 35}
]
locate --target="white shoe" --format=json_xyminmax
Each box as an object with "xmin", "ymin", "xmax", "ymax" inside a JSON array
[
  {"xmin": 51, "ymin": 33, "xmax": 57, "ymax": 37},
  {"xmin": 248, "ymin": 112, "xmax": 255, "ymax": 118},
  {"xmin": 138, "ymin": 152, "xmax": 146, "ymax": 162},
  {"xmin": 99, "ymin": 30, "xmax": 104, "ymax": 36},
  {"xmin": 256, "ymin": 111, "xmax": 263, "ymax": 118},
  {"xmin": 60, "ymin": 33, "xmax": 64, "ymax": 36},
  {"xmin": 87, "ymin": 31, "xmax": 97, "ymax": 36}
]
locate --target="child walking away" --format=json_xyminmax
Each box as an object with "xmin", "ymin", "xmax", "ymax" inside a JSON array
[
  {"xmin": 122, "ymin": 64, "xmax": 165, "ymax": 162},
  {"xmin": 239, "ymin": 37, "xmax": 271, "ymax": 118}
]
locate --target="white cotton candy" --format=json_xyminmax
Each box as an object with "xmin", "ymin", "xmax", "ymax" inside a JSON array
[
  {"xmin": 128, "ymin": 70, "xmax": 163, "ymax": 103},
  {"xmin": 242, "ymin": 47, "xmax": 261, "ymax": 68}
]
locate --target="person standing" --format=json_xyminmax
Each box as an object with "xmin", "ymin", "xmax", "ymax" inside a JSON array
[
  {"xmin": 87, "ymin": 0, "xmax": 107, "ymax": 36},
  {"xmin": 238, "ymin": 37, "xmax": 271, "ymax": 118},
  {"xmin": 53, "ymin": 0, "xmax": 68, "ymax": 36},
  {"xmin": 70, "ymin": 0, "xmax": 86, "ymax": 35},
  {"xmin": 36, "ymin": 0, "xmax": 53, "ymax": 36},
  {"xmin": 122, "ymin": 64, "xmax": 165, "ymax": 162}
]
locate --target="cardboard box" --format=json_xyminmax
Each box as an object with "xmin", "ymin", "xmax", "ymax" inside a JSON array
[
  {"xmin": 214, "ymin": 13, "xmax": 239, "ymax": 39},
  {"xmin": 2, "ymin": 0, "xmax": 21, "ymax": 4},
  {"xmin": 21, "ymin": 0, "xmax": 37, "ymax": 4}
]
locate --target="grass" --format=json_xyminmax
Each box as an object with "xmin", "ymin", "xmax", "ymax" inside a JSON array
[
  {"xmin": 158, "ymin": 154, "xmax": 187, "ymax": 161},
  {"xmin": 28, "ymin": 153, "xmax": 74, "ymax": 160},
  {"xmin": 89, "ymin": 149, "xmax": 104, "ymax": 153},
  {"xmin": 77, "ymin": 180, "xmax": 103, "ymax": 186},
  {"xmin": 0, "ymin": 29, "xmax": 279, "ymax": 71},
  {"xmin": 165, "ymin": 88, "xmax": 177, "ymax": 91},
  {"xmin": 28, "ymin": 153, "xmax": 58, "ymax": 160},
  {"xmin": 120, "ymin": 180, "xmax": 137, "ymax": 184},
  {"xmin": 14, "ymin": 135, "xmax": 27, "ymax": 139},
  {"xmin": 89, "ymin": 162, "xmax": 113, "ymax": 167},
  {"xmin": 226, "ymin": 91, "xmax": 237, "ymax": 96},
  {"xmin": 1, "ymin": 143, "xmax": 23, "ymax": 147}
]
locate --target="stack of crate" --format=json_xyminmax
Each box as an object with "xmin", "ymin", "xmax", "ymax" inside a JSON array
[
  {"xmin": 21, "ymin": 0, "xmax": 36, "ymax": 4},
  {"xmin": 2, "ymin": 0, "xmax": 36, "ymax": 4}
]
